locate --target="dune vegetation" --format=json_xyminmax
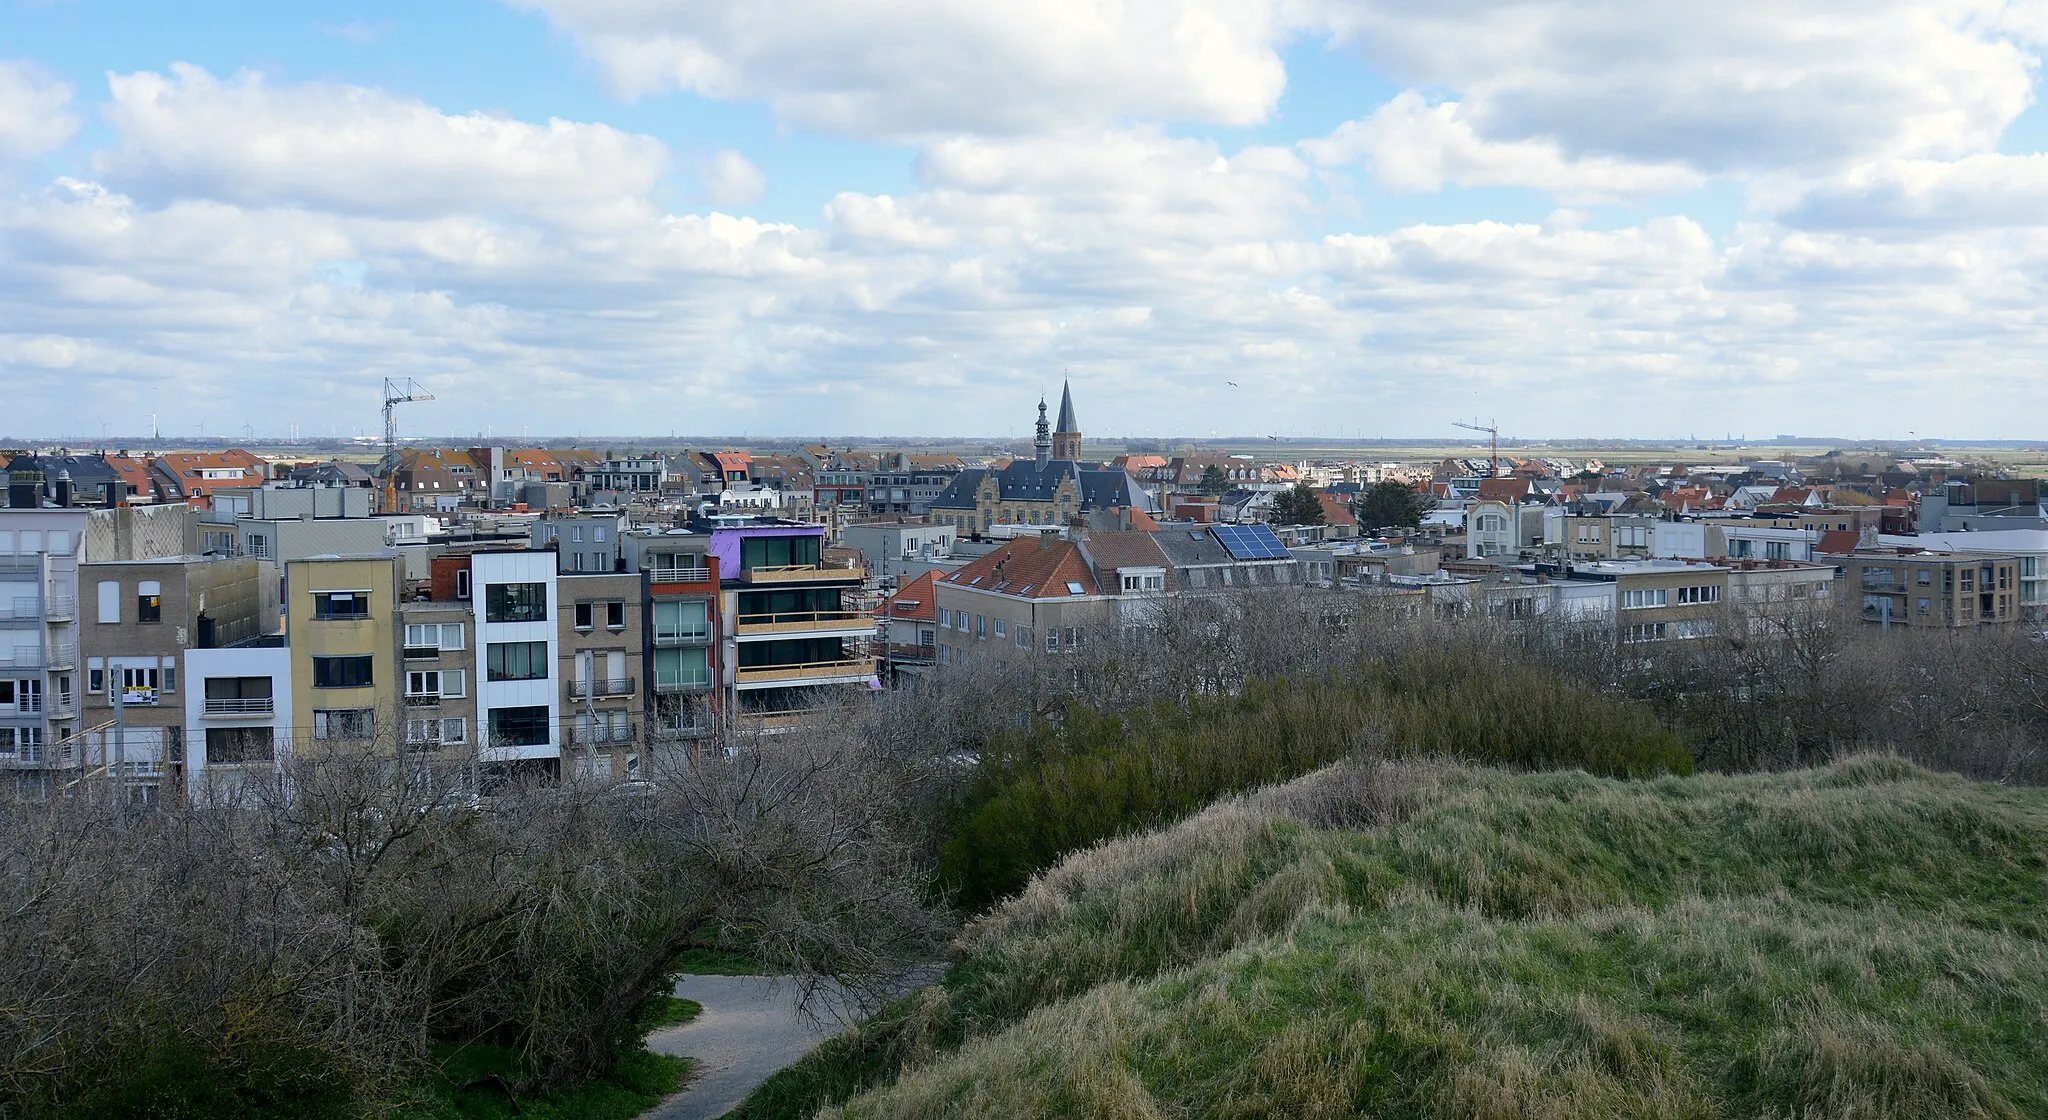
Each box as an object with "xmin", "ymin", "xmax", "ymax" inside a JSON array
[{"xmin": 742, "ymin": 756, "xmax": 2048, "ymax": 1119}]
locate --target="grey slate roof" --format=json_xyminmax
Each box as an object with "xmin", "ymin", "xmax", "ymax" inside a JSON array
[
  {"xmin": 928, "ymin": 460, "xmax": 1157, "ymax": 513},
  {"xmin": 1055, "ymin": 381, "xmax": 1078, "ymax": 433}
]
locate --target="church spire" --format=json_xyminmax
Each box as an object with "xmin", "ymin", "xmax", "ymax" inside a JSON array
[
  {"xmin": 1050, "ymin": 379, "xmax": 1082, "ymax": 462},
  {"xmin": 1034, "ymin": 396, "xmax": 1051, "ymax": 466}
]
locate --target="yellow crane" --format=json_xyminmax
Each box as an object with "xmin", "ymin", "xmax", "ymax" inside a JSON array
[{"xmin": 1453, "ymin": 419, "xmax": 1500, "ymax": 477}]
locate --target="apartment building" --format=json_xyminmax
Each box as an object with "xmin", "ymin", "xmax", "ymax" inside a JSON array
[
  {"xmin": 0, "ymin": 505, "xmax": 86, "ymax": 796},
  {"xmin": 840, "ymin": 520, "xmax": 958, "ymax": 581},
  {"xmin": 1466, "ymin": 499, "xmax": 1517, "ymax": 559},
  {"xmin": 397, "ymin": 592, "xmax": 474, "ymax": 760},
  {"xmin": 1878, "ymin": 530, "xmax": 2048, "ymax": 619},
  {"xmin": 472, "ymin": 550, "xmax": 560, "ymax": 777},
  {"xmin": 1528, "ymin": 560, "xmax": 1733, "ymax": 644},
  {"xmin": 1544, "ymin": 508, "xmax": 1658, "ymax": 561},
  {"xmin": 531, "ymin": 512, "xmax": 626, "ymax": 575},
  {"xmin": 79, "ymin": 554, "xmax": 278, "ymax": 799},
  {"xmin": 182, "ymin": 637, "xmax": 292, "ymax": 799},
  {"xmin": 1841, "ymin": 549, "xmax": 2020, "ymax": 628},
  {"xmin": 708, "ymin": 517, "xmax": 873, "ymax": 730},
  {"xmin": 287, "ymin": 553, "xmax": 405, "ymax": 756},
  {"xmin": 558, "ymin": 569, "xmax": 646, "ymax": 779},
  {"xmin": 935, "ymin": 533, "xmax": 1113, "ymax": 662},
  {"xmin": 879, "ymin": 570, "xmax": 940, "ymax": 682},
  {"xmin": 625, "ymin": 532, "xmax": 720, "ymax": 750}
]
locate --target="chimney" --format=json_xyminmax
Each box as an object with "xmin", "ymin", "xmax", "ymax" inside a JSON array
[
  {"xmin": 8, "ymin": 468, "xmax": 42, "ymax": 510},
  {"xmin": 1038, "ymin": 530, "xmax": 1056, "ymax": 549},
  {"xmin": 53, "ymin": 470, "xmax": 73, "ymax": 508}
]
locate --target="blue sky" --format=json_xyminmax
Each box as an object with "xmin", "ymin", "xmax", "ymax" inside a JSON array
[{"xmin": 3, "ymin": 0, "xmax": 2047, "ymax": 441}]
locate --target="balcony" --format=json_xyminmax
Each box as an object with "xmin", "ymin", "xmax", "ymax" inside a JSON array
[
  {"xmin": 568, "ymin": 677, "xmax": 636, "ymax": 699},
  {"xmin": 739, "ymin": 564, "xmax": 865, "ymax": 586},
  {"xmin": 732, "ymin": 657, "xmax": 876, "ymax": 689},
  {"xmin": 652, "ymin": 674, "xmax": 713, "ymax": 694},
  {"xmin": 45, "ymin": 644, "xmax": 76, "ymax": 670},
  {"xmin": 569, "ymin": 725, "xmax": 637, "ymax": 746},
  {"xmin": 43, "ymin": 596, "xmax": 75, "ymax": 622},
  {"xmin": 734, "ymin": 610, "xmax": 878, "ymax": 640},
  {"xmin": 403, "ymin": 692, "xmax": 451, "ymax": 707},
  {"xmin": 204, "ymin": 697, "xmax": 275, "ymax": 717},
  {"xmin": 648, "ymin": 565, "xmax": 713, "ymax": 584},
  {"xmin": 652, "ymin": 628, "xmax": 712, "ymax": 647}
]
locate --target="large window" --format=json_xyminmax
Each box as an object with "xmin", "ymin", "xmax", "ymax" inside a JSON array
[
  {"xmin": 653, "ymin": 646, "xmax": 710, "ymax": 689},
  {"xmin": 403, "ymin": 623, "xmax": 464, "ymax": 655},
  {"xmin": 313, "ymin": 708, "xmax": 374, "ymax": 741},
  {"xmin": 652, "ymin": 599, "xmax": 711, "ymax": 643},
  {"xmin": 313, "ymin": 655, "xmax": 374, "ymax": 689},
  {"xmin": 486, "ymin": 641, "xmax": 549, "ymax": 681},
  {"xmin": 739, "ymin": 535, "xmax": 821, "ymax": 572},
  {"xmin": 137, "ymin": 581, "xmax": 162, "ymax": 624},
  {"xmin": 485, "ymin": 582, "xmax": 548, "ymax": 623},
  {"xmin": 407, "ymin": 669, "xmax": 465, "ymax": 697},
  {"xmin": 205, "ymin": 726, "xmax": 274, "ymax": 764},
  {"xmin": 313, "ymin": 590, "xmax": 370, "ymax": 620},
  {"xmin": 488, "ymin": 706, "xmax": 551, "ymax": 747}
]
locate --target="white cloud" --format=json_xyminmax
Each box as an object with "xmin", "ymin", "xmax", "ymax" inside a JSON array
[
  {"xmin": 1765, "ymin": 153, "xmax": 2048, "ymax": 231},
  {"xmin": 507, "ymin": 0, "xmax": 1290, "ymax": 138},
  {"xmin": 95, "ymin": 64, "xmax": 671, "ymax": 223},
  {"xmin": 702, "ymin": 149, "xmax": 766, "ymax": 206},
  {"xmin": 1313, "ymin": 0, "xmax": 2039, "ymax": 173},
  {"xmin": 1307, "ymin": 92, "xmax": 1704, "ymax": 201},
  {"xmin": 0, "ymin": 60, "xmax": 79, "ymax": 161}
]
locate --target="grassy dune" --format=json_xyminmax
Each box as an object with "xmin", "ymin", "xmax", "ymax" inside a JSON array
[{"xmin": 745, "ymin": 757, "xmax": 2048, "ymax": 1119}]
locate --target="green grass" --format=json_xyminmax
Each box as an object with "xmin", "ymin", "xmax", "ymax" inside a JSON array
[
  {"xmin": 650, "ymin": 997, "xmax": 703, "ymax": 1030},
  {"xmin": 740, "ymin": 756, "xmax": 2048, "ymax": 1119},
  {"xmin": 673, "ymin": 948, "xmax": 770, "ymax": 975},
  {"xmin": 394, "ymin": 1043, "xmax": 685, "ymax": 1120}
]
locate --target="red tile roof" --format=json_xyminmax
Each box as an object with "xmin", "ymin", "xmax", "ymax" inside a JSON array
[
  {"xmin": 886, "ymin": 571, "xmax": 939, "ymax": 622},
  {"xmin": 1817, "ymin": 530, "xmax": 1862, "ymax": 556},
  {"xmin": 944, "ymin": 537, "xmax": 1100, "ymax": 599}
]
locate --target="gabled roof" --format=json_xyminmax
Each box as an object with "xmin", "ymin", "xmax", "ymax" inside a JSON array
[
  {"xmin": 1476, "ymin": 478, "xmax": 1535, "ymax": 503},
  {"xmin": 1817, "ymin": 530, "xmax": 1862, "ymax": 556},
  {"xmin": 943, "ymin": 537, "xmax": 1101, "ymax": 599},
  {"xmin": 1317, "ymin": 493, "xmax": 1358, "ymax": 527},
  {"xmin": 886, "ymin": 570, "xmax": 940, "ymax": 621},
  {"xmin": 928, "ymin": 461, "xmax": 1155, "ymax": 513}
]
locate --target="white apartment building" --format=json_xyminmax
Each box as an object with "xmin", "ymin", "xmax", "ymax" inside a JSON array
[
  {"xmin": 0, "ymin": 508, "xmax": 86, "ymax": 795},
  {"xmin": 182, "ymin": 642, "xmax": 293, "ymax": 800},
  {"xmin": 473, "ymin": 551, "xmax": 560, "ymax": 770}
]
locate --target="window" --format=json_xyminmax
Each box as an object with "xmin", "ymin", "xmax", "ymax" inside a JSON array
[
  {"xmin": 652, "ymin": 600, "xmax": 710, "ymax": 643},
  {"xmin": 88, "ymin": 667, "xmax": 104, "ymax": 694},
  {"xmin": 1676, "ymin": 585, "xmax": 1720, "ymax": 605},
  {"xmin": 1016, "ymin": 627, "xmax": 1031, "ymax": 649},
  {"xmin": 974, "ymin": 615, "xmax": 985, "ymax": 640},
  {"xmin": 407, "ymin": 669, "xmax": 465, "ymax": 697},
  {"xmin": 404, "ymin": 623, "xmax": 464, "ymax": 655},
  {"xmin": 97, "ymin": 581, "xmax": 120, "ymax": 624},
  {"xmin": 993, "ymin": 619, "xmax": 1006, "ymax": 638},
  {"xmin": 1624, "ymin": 622, "xmax": 1669, "ymax": 643},
  {"xmin": 488, "ymin": 706, "xmax": 551, "ymax": 747},
  {"xmin": 205, "ymin": 726, "xmax": 274, "ymax": 765},
  {"xmin": 1918, "ymin": 597, "xmax": 1932, "ymax": 614},
  {"xmin": 486, "ymin": 641, "xmax": 549, "ymax": 681},
  {"xmin": 137, "ymin": 580, "xmax": 162, "ymax": 623},
  {"xmin": 1620, "ymin": 588, "xmax": 1670, "ymax": 609},
  {"xmin": 313, "ymin": 656, "xmax": 374, "ymax": 688},
  {"xmin": 455, "ymin": 569, "xmax": 472, "ymax": 600},
  {"xmin": 594, "ymin": 526, "xmax": 608, "ymax": 543},
  {"xmin": 575, "ymin": 602, "xmax": 595, "ymax": 630},
  {"xmin": 571, "ymin": 526, "xmax": 584, "ymax": 543},
  {"xmin": 408, "ymin": 716, "xmax": 468, "ymax": 745},
  {"xmin": 247, "ymin": 534, "xmax": 269, "ymax": 559},
  {"xmin": 313, "ymin": 590, "xmax": 370, "ymax": 620},
  {"xmin": 313, "ymin": 708, "xmax": 375, "ymax": 740},
  {"xmin": 485, "ymin": 582, "xmax": 548, "ymax": 622},
  {"xmin": 1917, "ymin": 569, "xmax": 1932, "ymax": 586},
  {"xmin": 607, "ymin": 601, "xmax": 625, "ymax": 629},
  {"xmin": 1046, "ymin": 632, "xmax": 1060, "ymax": 652},
  {"xmin": 655, "ymin": 646, "xmax": 711, "ymax": 688}
]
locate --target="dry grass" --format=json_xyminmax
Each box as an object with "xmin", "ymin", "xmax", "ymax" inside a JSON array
[{"xmin": 777, "ymin": 756, "xmax": 2048, "ymax": 1119}]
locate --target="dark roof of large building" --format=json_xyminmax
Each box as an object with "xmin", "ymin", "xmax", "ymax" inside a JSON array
[
  {"xmin": 928, "ymin": 460, "xmax": 1155, "ymax": 513},
  {"xmin": 1055, "ymin": 381, "xmax": 1078, "ymax": 433}
]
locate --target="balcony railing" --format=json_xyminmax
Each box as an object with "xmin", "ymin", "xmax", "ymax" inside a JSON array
[
  {"xmin": 648, "ymin": 565, "xmax": 713, "ymax": 583},
  {"xmin": 735, "ymin": 610, "xmax": 877, "ymax": 637},
  {"xmin": 652, "ymin": 628, "xmax": 712, "ymax": 647},
  {"xmin": 42, "ymin": 596, "xmax": 75, "ymax": 621},
  {"xmin": 403, "ymin": 692, "xmax": 450, "ymax": 707},
  {"xmin": 652, "ymin": 673, "xmax": 713, "ymax": 693},
  {"xmin": 204, "ymin": 697, "xmax": 275, "ymax": 716},
  {"xmin": 569, "ymin": 725, "xmax": 637, "ymax": 745},
  {"xmin": 732, "ymin": 657, "xmax": 876, "ymax": 686},
  {"xmin": 739, "ymin": 564, "xmax": 865, "ymax": 585},
  {"xmin": 569, "ymin": 677, "xmax": 636, "ymax": 698},
  {"xmin": 45, "ymin": 644, "xmax": 76, "ymax": 670}
]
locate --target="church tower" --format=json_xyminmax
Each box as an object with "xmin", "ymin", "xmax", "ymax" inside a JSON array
[
  {"xmin": 1050, "ymin": 380, "xmax": 1082, "ymax": 462},
  {"xmin": 1033, "ymin": 397, "xmax": 1052, "ymax": 466}
]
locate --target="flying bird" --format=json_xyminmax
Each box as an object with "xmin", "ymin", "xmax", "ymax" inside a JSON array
[{"xmin": 1227, "ymin": 381, "xmax": 1239, "ymax": 387}]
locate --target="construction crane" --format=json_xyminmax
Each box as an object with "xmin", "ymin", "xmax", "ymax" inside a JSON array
[
  {"xmin": 380, "ymin": 377, "xmax": 435, "ymax": 511},
  {"xmin": 1453, "ymin": 419, "xmax": 1500, "ymax": 477}
]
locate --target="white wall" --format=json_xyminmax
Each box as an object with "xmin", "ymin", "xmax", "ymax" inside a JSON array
[
  {"xmin": 473, "ymin": 552, "xmax": 559, "ymax": 762},
  {"xmin": 182, "ymin": 644, "xmax": 293, "ymax": 798}
]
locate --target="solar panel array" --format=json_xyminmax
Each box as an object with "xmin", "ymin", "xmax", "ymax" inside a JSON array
[{"xmin": 1211, "ymin": 523, "xmax": 1292, "ymax": 561}]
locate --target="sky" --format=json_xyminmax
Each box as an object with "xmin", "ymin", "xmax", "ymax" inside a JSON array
[{"xmin": 4, "ymin": 1, "xmax": 2048, "ymax": 442}]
